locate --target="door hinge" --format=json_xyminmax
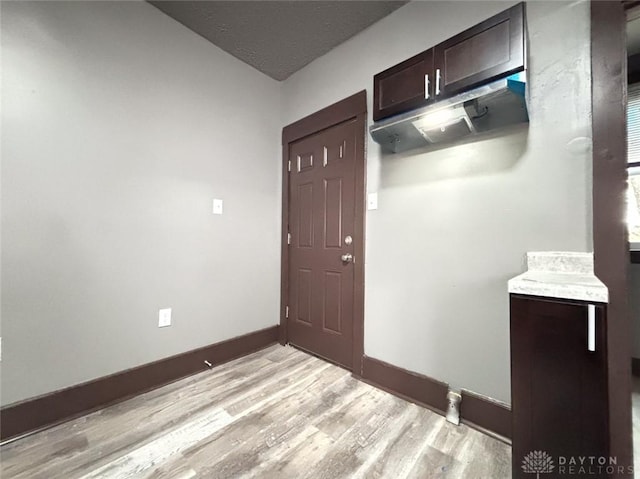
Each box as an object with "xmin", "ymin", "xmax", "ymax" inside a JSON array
[
  {"xmin": 287, "ymin": 232, "xmax": 291, "ymax": 245},
  {"xmin": 288, "ymin": 160, "xmax": 291, "ymax": 172},
  {"xmin": 285, "ymin": 306, "xmax": 289, "ymax": 319}
]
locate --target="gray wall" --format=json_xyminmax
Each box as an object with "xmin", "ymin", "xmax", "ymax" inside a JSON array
[
  {"xmin": 2, "ymin": 0, "xmax": 594, "ymax": 408},
  {"xmin": 1, "ymin": 1, "xmax": 282, "ymax": 406},
  {"xmin": 283, "ymin": 0, "xmax": 593, "ymax": 403}
]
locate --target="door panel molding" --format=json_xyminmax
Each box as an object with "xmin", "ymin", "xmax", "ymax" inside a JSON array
[
  {"xmin": 323, "ymin": 270, "xmax": 343, "ymax": 334},
  {"xmin": 282, "ymin": 92, "xmax": 367, "ymax": 145},
  {"xmin": 280, "ymin": 91, "xmax": 366, "ymax": 375}
]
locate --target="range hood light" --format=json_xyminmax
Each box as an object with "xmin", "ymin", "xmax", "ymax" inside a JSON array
[
  {"xmin": 412, "ymin": 108, "xmax": 456, "ymax": 129},
  {"xmin": 412, "ymin": 103, "xmax": 475, "ymax": 144},
  {"xmin": 370, "ymin": 74, "xmax": 529, "ymax": 154}
]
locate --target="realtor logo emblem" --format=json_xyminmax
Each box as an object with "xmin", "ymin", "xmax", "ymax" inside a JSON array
[{"xmin": 522, "ymin": 450, "xmax": 555, "ymax": 478}]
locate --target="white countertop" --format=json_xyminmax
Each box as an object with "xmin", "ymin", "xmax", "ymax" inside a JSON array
[{"xmin": 508, "ymin": 252, "xmax": 608, "ymax": 303}]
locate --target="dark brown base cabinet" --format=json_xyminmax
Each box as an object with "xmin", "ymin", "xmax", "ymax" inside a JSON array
[{"xmin": 510, "ymin": 295, "xmax": 609, "ymax": 479}]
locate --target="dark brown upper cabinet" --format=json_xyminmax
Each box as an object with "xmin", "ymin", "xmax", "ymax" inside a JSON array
[
  {"xmin": 373, "ymin": 3, "xmax": 525, "ymax": 122},
  {"xmin": 373, "ymin": 49, "xmax": 434, "ymax": 122},
  {"xmin": 433, "ymin": 3, "xmax": 525, "ymax": 99}
]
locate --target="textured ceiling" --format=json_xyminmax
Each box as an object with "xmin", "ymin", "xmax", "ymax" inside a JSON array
[{"xmin": 149, "ymin": 1, "xmax": 408, "ymax": 81}]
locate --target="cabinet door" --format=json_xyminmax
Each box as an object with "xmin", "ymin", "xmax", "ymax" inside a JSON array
[
  {"xmin": 433, "ymin": 3, "xmax": 524, "ymax": 100},
  {"xmin": 373, "ymin": 49, "xmax": 433, "ymax": 121},
  {"xmin": 510, "ymin": 295, "xmax": 608, "ymax": 479}
]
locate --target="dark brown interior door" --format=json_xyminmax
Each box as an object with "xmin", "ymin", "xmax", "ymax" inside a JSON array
[{"xmin": 286, "ymin": 118, "xmax": 359, "ymax": 369}]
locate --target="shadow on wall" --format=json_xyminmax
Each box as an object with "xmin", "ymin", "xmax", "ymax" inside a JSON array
[{"xmin": 378, "ymin": 123, "xmax": 529, "ymax": 188}]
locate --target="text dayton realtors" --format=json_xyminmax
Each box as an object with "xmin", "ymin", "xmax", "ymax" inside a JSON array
[{"xmin": 557, "ymin": 456, "xmax": 633, "ymax": 476}]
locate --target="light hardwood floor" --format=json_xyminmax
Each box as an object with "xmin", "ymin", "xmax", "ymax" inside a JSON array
[{"xmin": 0, "ymin": 345, "xmax": 511, "ymax": 478}]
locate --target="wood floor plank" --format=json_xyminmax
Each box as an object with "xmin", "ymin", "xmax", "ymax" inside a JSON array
[
  {"xmin": 178, "ymin": 362, "xmax": 340, "ymax": 476},
  {"xmin": 231, "ymin": 374, "xmax": 373, "ymax": 478},
  {"xmin": 313, "ymin": 382, "xmax": 388, "ymax": 441},
  {"xmin": 2, "ymin": 350, "xmax": 311, "ymax": 479},
  {"xmin": 242, "ymin": 426, "xmax": 335, "ymax": 479},
  {"xmin": 261, "ymin": 345, "xmax": 300, "ymax": 363},
  {"xmin": 1, "ymin": 345, "xmax": 514, "ymax": 479},
  {"xmin": 84, "ymin": 353, "xmax": 324, "ymax": 479},
  {"xmin": 354, "ymin": 406, "xmax": 442, "ymax": 479},
  {"xmin": 79, "ymin": 408, "xmax": 233, "ymax": 479},
  {"xmin": 144, "ymin": 463, "xmax": 197, "ymax": 479},
  {"xmin": 405, "ymin": 443, "xmax": 464, "ymax": 478},
  {"xmin": 455, "ymin": 432, "xmax": 511, "ymax": 478},
  {"xmin": 0, "ymin": 353, "xmax": 274, "ymax": 463},
  {"xmin": 298, "ymin": 391, "xmax": 410, "ymax": 479},
  {"xmin": 349, "ymin": 403, "xmax": 426, "ymax": 479}
]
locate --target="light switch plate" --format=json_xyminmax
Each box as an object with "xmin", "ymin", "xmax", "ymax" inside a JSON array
[
  {"xmin": 367, "ymin": 193, "xmax": 378, "ymax": 210},
  {"xmin": 159, "ymin": 308, "xmax": 172, "ymax": 328},
  {"xmin": 213, "ymin": 199, "xmax": 223, "ymax": 215}
]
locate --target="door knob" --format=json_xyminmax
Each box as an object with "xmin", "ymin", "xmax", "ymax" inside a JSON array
[{"xmin": 341, "ymin": 253, "xmax": 353, "ymax": 263}]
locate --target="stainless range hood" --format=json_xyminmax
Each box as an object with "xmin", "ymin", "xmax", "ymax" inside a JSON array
[{"xmin": 369, "ymin": 73, "xmax": 528, "ymax": 154}]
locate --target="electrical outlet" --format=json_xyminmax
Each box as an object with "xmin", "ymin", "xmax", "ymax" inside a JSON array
[{"xmin": 158, "ymin": 308, "xmax": 172, "ymax": 328}]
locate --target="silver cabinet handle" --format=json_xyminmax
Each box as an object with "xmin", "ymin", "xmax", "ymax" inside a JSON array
[
  {"xmin": 424, "ymin": 74, "xmax": 430, "ymax": 100},
  {"xmin": 435, "ymin": 69, "xmax": 441, "ymax": 96},
  {"xmin": 587, "ymin": 304, "xmax": 596, "ymax": 352},
  {"xmin": 341, "ymin": 253, "xmax": 353, "ymax": 263}
]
